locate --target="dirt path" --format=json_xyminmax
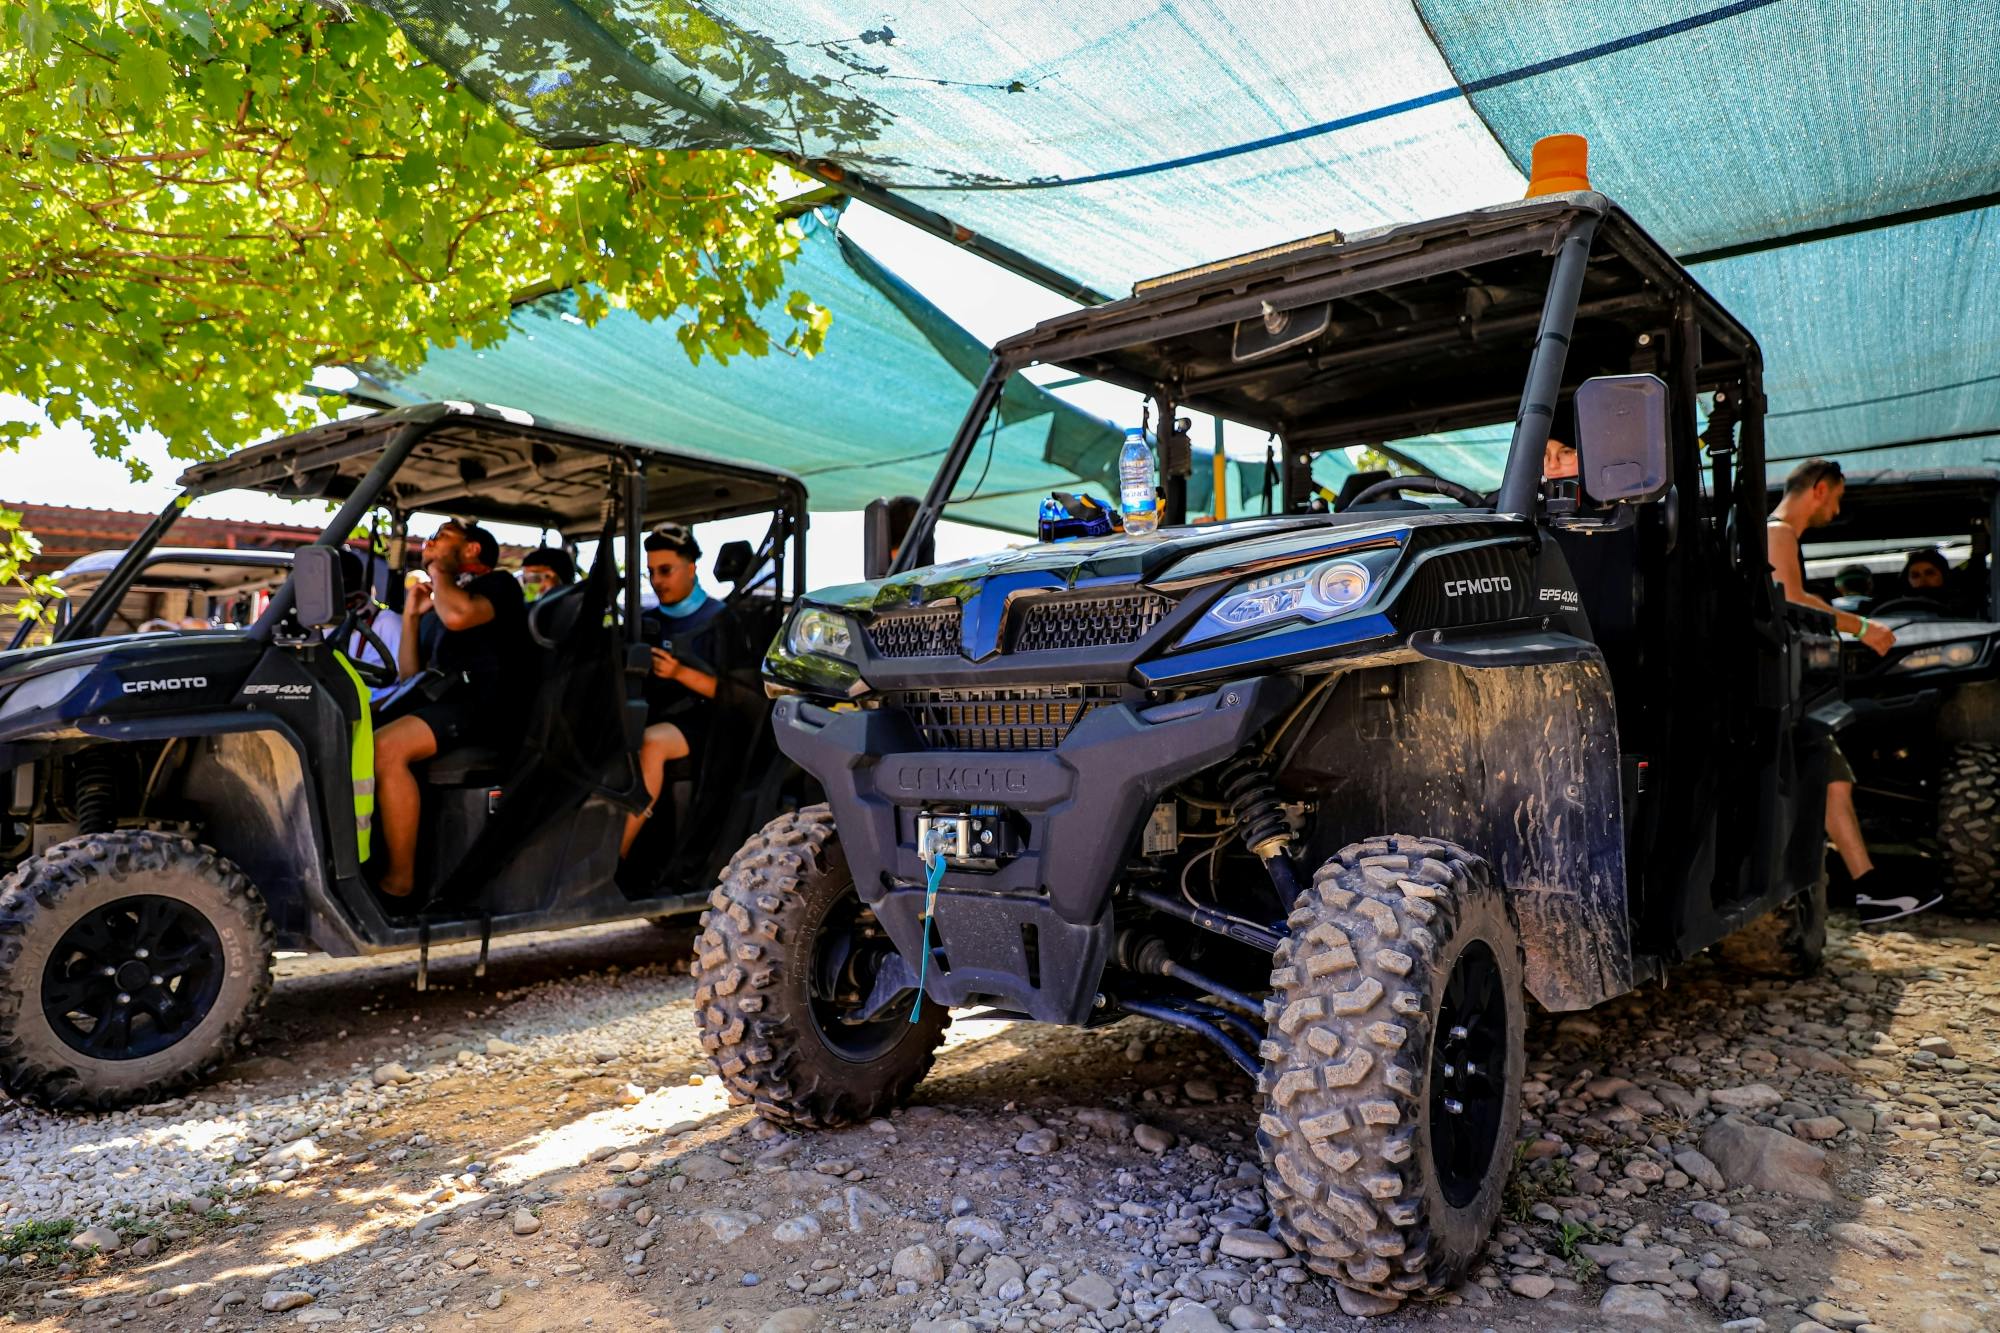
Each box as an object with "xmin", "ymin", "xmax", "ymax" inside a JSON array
[{"xmin": 4, "ymin": 913, "xmax": 1998, "ymax": 1332}]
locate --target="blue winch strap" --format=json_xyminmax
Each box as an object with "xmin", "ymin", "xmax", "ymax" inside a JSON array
[{"xmin": 912, "ymin": 850, "xmax": 946, "ymax": 1024}]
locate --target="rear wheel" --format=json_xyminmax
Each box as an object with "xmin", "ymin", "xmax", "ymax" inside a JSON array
[
  {"xmin": 1936, "ymin": 742, "xmax": 2000, "ymax": 915},
  {"xmin": 0, "ymin": 831, "xmax": 273, "ymax": 1110},
  {"xmin": 1715, "ymin": 878, "xmax": 1827, "ymax": 978},
  {"xmin": 1258, "ymin": 835, "xmax": 1524, "ymax": 1302},
  {"xmin": 693, "ymin": 806, "xmax": 946, "ymax": 1127}
]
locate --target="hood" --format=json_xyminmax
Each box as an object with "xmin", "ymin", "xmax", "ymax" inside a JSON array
[
  {"xmin": 0, "ymin": 631, "xmax": 261, "ymax": 731},
  {"xmin": 803, "ymin": 511, "xmax": 1423, "ymax": 614}
]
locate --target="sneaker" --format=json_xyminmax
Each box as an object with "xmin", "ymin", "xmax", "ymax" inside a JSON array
[{"xmin": 1847, "ymin": 868, "xmax": 1944, "ymax": 928}]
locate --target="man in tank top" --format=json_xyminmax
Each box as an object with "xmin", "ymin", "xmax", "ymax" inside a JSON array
[{"xmin": 1768, "ymin": 459, "xmax": 1939, "ymax": 927}]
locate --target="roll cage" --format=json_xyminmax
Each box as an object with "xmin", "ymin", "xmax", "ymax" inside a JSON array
[
  {"xmin": 69, "ymin": 400, "xmax": 809, "ymax": 645},
  {"xmin": 897, "ymin": 192, "xmax": 1766, "ymax": 574}
]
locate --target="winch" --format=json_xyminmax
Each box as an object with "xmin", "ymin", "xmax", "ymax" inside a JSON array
[{"xmin": 914, "ymin": 805, "xmax": 1024, "ymax": 869}]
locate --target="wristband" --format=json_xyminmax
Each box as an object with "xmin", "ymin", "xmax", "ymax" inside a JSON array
[{"xmin": 1858, "ymin": 616, "xmax": 1870, "ymax": 635}]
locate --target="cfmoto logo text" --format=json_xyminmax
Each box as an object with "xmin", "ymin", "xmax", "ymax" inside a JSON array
[
  {"xmin": 1442, "ymin": 576, "xmax": 1512, "ymax": 598},
  {"xmin": 894, "ymin": 765, "xmax": 1030, "ymax": 796},
  {"xmin": 122, "ymin": 676, "xmax": 207, "ymax": 694}
]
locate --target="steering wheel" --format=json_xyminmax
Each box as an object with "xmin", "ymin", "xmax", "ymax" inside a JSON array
[
  {"xmin": 335, "ymin": 611, "xmax": 400, "ymax": 689},
  {"xmin": 1868, "ymin": 595, "xmax": 1947, "ymax": 618},
  {"xmin": 1341, "ymin": 475, "xmax": 1490, "ymax": 509}
]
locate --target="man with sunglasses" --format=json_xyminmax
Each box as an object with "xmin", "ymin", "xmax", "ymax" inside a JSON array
[
  {"xmin": 622, "ymin": 523, "xmax": 736, "ymax": 857},
  {"xmin": 1769, "ymin": 459, "xmax": 1940, "ymax": 926},
  {"xmin": 374, "ymin": 519, "xmax": 531, "ymax": 898}
]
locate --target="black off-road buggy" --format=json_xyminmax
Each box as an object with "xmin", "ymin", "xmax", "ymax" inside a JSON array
[
  {"xmin": 692, "ymin": 193, "xmax": 1841, "ymax": 1301},
  {"xmin": 1, "ymin": 402, "xmax": 810, "ymax": 1109},
  {"xmin": 1787, "ymin": 466, "xmax": 2000, "ymax": 912}
]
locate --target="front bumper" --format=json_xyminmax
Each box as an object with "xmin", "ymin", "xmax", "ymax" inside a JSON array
[{"xmin": 772, "ymin": 675, "xmax": 1296, "ymax": 1023}]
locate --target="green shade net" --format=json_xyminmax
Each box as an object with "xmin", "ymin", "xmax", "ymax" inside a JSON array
[
  {"xmin": 356, "ymin": 212, "xmax": 1122, "ymax": 534},
  {"xmin": 362, "ymin": 0, "xmax": 2000, "ymax": 483}
]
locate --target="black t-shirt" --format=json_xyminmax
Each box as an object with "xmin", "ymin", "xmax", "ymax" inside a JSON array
[
  {"xmin": 429, "ymin": 571, "xmax": 530, "ymax": 695},
  {"xmin": 641, "ymin": 598, "xmax": 730, "ymax": 717}
]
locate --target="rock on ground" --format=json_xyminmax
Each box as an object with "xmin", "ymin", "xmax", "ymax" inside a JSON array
[{"xmin": 1701, "ymin": 1114, "xmax": 1837, "ymax": 1201}]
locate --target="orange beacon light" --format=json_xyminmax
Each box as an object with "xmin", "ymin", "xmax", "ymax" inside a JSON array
[{"xmin": 1525, "ymin": 134, "xmax": 1592, "ymax": 198}]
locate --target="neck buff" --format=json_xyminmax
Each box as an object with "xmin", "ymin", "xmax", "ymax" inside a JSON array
[{"xmin": 657, "ymin": 583, "xmax": 709, "ymax": 618}]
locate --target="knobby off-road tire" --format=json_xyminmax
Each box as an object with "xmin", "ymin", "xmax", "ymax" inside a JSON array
[
  {"xmin": 1258, "ymin": 835, "xmax": 1525, "ymax": 1300},
  {"xmin": 0, "ymin": 831, "xmax": 273, "ymax": 1110},
  {"xmin": 1936, "ymin": 742, "xmax": 2000, "ymax": 915},
  {"xmin": 1714, "ymin": 877, "xmax": 1827, "ymax": 978},
  {"xmin": 693, "ymin": 806, "xmax": 948, "ymax": 1128}
]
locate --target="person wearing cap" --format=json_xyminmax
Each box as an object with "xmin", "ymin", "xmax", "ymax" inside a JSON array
[
  {"xmin": 519, "ymin": 546, "xmax": 576, "ymax": 602},
  {"xmin": 373, "ymin": 519, "xmax": 531, "ymax": 898},
  {"xmin": 1769, "ymin": 459, "xmax": 1940, "ymax": 927},
  {"xmin": 622, "ymin": 523, "xmax": 737, "ymax": 858},
  {"xmin": 1831, "ymin": 563, "xmax": 1875, "ymax": 612}
]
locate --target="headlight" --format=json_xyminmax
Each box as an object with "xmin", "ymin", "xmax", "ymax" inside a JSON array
[
  {"xmin": 1892, "ymin": 640, "xmax": 1983, "ymax": 673},
  {"xmin": 1191, "ymin": 558, "xmax": 1376, "ymax": 642},
  {"xmin": 788, "ymin": 608, "xmax": 856, "ymax": 660},
  {"xmin": 0, "ymin": 666, "xmax": 92, "ymax": 723}
]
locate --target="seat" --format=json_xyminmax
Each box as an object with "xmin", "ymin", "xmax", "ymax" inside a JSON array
[
  {"xmin": 423, "ymin": 745, "xmax": 509, "ymax": 787},
  {"xmin": 528, "ymin": 581, "xmax": 589, "ymax": 648}
]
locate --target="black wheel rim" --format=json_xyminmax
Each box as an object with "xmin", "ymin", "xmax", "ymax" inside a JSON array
[
  {"xmin": 42, "ymin": 896, "xmax": 226, "ymax": 1061},
  {"xmin": 1429, "ymin": 938, "xmax": 1507, "ymax": 1209},
  {"xmin": 807, "ymin": 884, "xmax": 916, "ymax": 1064}
]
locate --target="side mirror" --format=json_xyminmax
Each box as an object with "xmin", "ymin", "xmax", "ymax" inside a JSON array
[
  {"xmin": 1575, "ymin": 373, "xmax": 1671, "ymax": 505},
  {"xmin": 291, "ymin": 545, "xmax": 344, "ymax": 629},
  {"xmin": 863, "ymin": 496, "xmax": 929, "ymax": 580}
]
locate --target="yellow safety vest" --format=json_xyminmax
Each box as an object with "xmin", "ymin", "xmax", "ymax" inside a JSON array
[{"xmin": 332, "ymin": 653, "xmax": 375, "ymax": 862}]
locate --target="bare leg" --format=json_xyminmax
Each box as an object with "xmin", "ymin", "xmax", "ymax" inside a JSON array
[
  {"xmin": 374, "ymin": 715, "xmax": 438, "ymax": 898},
  {"xmin": 1826, "ymin": 779, "xmax": 1872, "ymax": 879},
  {"xmin": 622, "ymin": 721, "xmax": 689, "ymax": 857}
]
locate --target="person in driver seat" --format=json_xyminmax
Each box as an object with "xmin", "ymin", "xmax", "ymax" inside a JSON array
[
  {"xmin": 1543, "ymin": 436, "xmax": 1579, "ymax": 482},
  {"xmin": 1903, "ymin": 548, "xmax": 1950, "ymax": 594},
  {"xmin": 374, "ymin": 520, "xmax": 530, "ymax": 898},
  {"xmin": 621, "ymin": 524, "xmax": 731, "ymax": 858}
]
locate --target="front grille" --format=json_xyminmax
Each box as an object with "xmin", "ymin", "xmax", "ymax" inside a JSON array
[
  {"xmin": 1009, "ymin": 591, "xmax": 1172, "ymax": 653},
  {"xmin": 868, "ymin": 606, "xmax": 961, "ymax": 658},
  {"xmin": 889, "ymin": 684, "xmax": 1123, "ymax": 751}
]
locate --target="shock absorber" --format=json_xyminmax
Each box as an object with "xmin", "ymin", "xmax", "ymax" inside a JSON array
[
  {"xmin": 1220, "ymin": 755, "xmax": 1303, "ymax": 905},
  {"xmin": 71, "ymin": 748, "xmax": 120, "ymax": 836}
]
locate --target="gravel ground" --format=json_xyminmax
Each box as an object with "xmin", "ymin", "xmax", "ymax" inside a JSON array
[{"xmin": 1, "ymin": 910, "xmax": 1997, "ymax": 1333}]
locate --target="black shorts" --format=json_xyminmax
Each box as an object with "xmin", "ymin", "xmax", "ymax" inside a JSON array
[
  {"xmin": 410, "ymin": 690, "xmax": 506, "ymax": 751},
  {"xmin": 1825, "ymin": 734, "xmax": 1855, "ymax": 786},
  {"xmin": 651, "ymin": 705, "xmax": 712, "ymax": 758}
]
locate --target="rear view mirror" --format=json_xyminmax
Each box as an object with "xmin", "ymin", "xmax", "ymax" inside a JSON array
[
  {"xmin": 291, "ymin": 545, "xmax": 344, "ymax": 629},
  {"xmin": 1575, "ymin": 374, "xmax": 1671, "ymax": 505},
  {"xmin": 863, "ymin": 496, "xmax": 930, "ymax": 580}
]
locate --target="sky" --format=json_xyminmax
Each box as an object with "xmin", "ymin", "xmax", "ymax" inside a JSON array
[{"xmin": 0, "ymin": 197, "xmax": 1296, "ymax": 589}]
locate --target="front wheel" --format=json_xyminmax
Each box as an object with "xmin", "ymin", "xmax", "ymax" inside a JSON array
[
  {"xmin": 693, "ymin": 806, "xmax": 947, "ymax": 1127},
  {"xmin": 1258, "ymin": 835, "xmax": 1525, "ymax": 1302},
  {"xmin": 1937, "ymin": 742, "xmax": 2000, "ymax": 915},
  {"xmin": 0, "ymin": 831, "xmax": 274, "ymax": 1110}
]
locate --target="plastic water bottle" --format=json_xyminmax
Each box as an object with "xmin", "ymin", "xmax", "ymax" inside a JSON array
[{"xmin": 1119, "ymin": 428, "xmax": 1159, "ymax": 535}]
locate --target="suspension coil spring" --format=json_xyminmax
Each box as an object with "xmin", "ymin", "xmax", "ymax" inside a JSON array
[
  {"xmin": 72, "ymin": 748, "xmax": 120, "ymax": 836},
  {"xmin": 1220, "ymin": 756, "xmax": 1290, "ymax": 860}
]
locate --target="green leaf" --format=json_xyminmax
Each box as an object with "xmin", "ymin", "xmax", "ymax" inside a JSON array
[
  {"xmin": 115, "ymin": 45, "xmax": 175, "ymax": 110},
  {"xmin": 15, "ymin": 2, "xmax": 58, "ymax": 59},
  {"xmin": 169, "ymin": 6, "xmax": 215, "ymax": 52}
]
